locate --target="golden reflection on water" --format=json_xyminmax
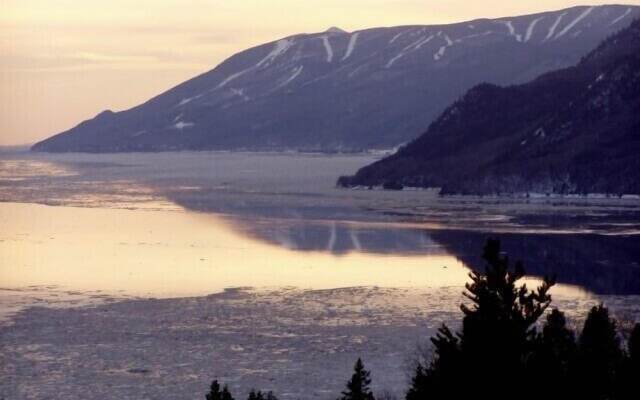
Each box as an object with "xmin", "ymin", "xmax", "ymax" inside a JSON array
[
  {"xmin": 0, "ymin": 202, "xmax": 591, "ymax": 300},
  {"xmin": 0, "ymin": 202, "xmax": 472, "ymax": 297},
  {"xmin": 0, "ymin": 160, "xmax": 77, "ymax": 181}
]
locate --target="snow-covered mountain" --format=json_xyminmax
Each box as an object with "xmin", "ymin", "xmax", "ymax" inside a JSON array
[{"xmin": 33, "ymin": 5, "xmax": 640, "ymax": 153}]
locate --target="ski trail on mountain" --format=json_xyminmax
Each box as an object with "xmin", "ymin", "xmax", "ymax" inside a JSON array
[
  {"xmin": 217, "ymin": 39, "xmax": 294, "ymax": 89},
  {"xmin": 498, "ymin": 20, "xmax": 522, "ymax": 42},
  {"xmin": 434, "ymin": 33, "xmax": 454, "ymax": 61},
  {"xmin": 386, "ymin": 35, "xmax": 434, "ymax": 68},
  {"xmin": 342, "ymin": 32, "xmax": 360, "ymax": 60},
  {"xmin": 257, "ymin": 39, "xmax": 294, "ymax": 67},
  {"xmin": 525, "ymin": 17, "xmax": 544, "ymax": 42},
  {"xmin": 545, "ymin": 12, "xmax": 567, "ymax": 41},
  {"xmin": 389, "ymin": 30, "xmax": 408, "ymax": 44},
  {"xmin": 321, "ymin": 36, "xmax": 334, "ymax": 62},
  {"xmin": 554, "ymin": 6, "xmax": 594, "ymax": 40},
  {"xmin": 275, "ymin": 66, "xmax": 304, "ymax": 90},
  {"xmin": 610, "ymin": 8, "xmax": 631, "ymax": 26}
]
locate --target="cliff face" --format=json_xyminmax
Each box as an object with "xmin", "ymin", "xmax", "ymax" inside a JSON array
[
  {"xmin": 32, "ymin": 6, "xmax": 640, "ymax": 153},
  {"xmin": 338, "ymin": 18, "xmax": 640, "ymax": 195}
]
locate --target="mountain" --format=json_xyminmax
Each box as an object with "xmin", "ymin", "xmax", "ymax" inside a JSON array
[
  {"xmin": 337, "ymin": 16, "xmax": 640, "ymax": 195},
  {"xmin": 32, "ymin": 5, "xmax": 639, "ymax": 153}
]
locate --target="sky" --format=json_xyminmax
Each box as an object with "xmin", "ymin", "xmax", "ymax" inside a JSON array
[{"xmin": 1, "ymin": 1, "xmax": 639, "ymax": 146}]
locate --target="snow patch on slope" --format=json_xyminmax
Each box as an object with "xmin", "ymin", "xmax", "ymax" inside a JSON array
[
  {"xmin": 173, "ymin": 121, "xmax": 194, "ymax": 130},
  {"xmin": 257, "ymin": 39, "xmax": 295, "ymax": 68},
  {"xmin": 216, "ymin": 39, "xmax": 294, "ymax": 89},
  {"xmin": 131, "ymin": 130, "xmax": 147, "ymax": 138},
  {"xmin": 554, "ymin": 6, "xmax": 594, "ymax": 40},
  {"xmin": 455, "ymin": 31, "xmax": 494, "ymax": 42},
  {"xmin": 342, "ymin": 32, "xmax": 360, "ymax": 61},
  {"xmin": 321, "ymin": 35, "xmax": 334, "ymax": 62},
  {"xmin": 230, "ymin": 88, "xmax": 250, "ymax": 101},
  {"xmin": 545, "ymin": 12, "xmax": 567, "ymax": 41},
  {"xmin": 434, "ymin": 32, "xmax": 454, "ymax": 61},
  {"xmin": 176, "ymin": 94, "xmax": 204, "ymax": 107},
  {"xmin": 275, "ymin": 66, "xmax": 304, "ymax": 90},
  {"xmin": 524, "ymin": 17, "xmax": 544, "ymax": 42},
  {"xmin": 389, "ymin": 30, "xmax": 408, "ymax": 44},
  {"xmin": 217, "ymin": 70, "xmax": 249, "ymax": 90},
  {"xmin": 386, "ymin": 35, "xmax": 434, "ymax": 68},
  {"xmin": 610, "ymin": 8, "xmax": 631, "ymax": 26},
  {"xmin": 498, "ymin": 20, "xmax": 522, "ymax": 42}
]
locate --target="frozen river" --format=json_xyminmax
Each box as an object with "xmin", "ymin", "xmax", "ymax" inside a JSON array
[{"xmin": 1, "ymin": 151, "xmax": 639, "ymax": 399}]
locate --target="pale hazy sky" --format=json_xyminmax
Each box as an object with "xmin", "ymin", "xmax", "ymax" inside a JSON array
[{"xmin": 1, "ymin": 1, "xmax": 639, "ymax": 145}]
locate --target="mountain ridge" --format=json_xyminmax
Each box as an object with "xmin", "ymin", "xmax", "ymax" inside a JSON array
[
  {"xmin": 337, "ymin": 16, "xmax": 640, "ymax": 195},
  {"xmin": 32, "ymin": 5, "xmax": 640, "ymax": 153}
]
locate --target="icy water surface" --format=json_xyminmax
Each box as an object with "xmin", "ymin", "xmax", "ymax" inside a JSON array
[
  {"xmin": 1, "ymin": 151, "xmax": 639, "ymax": 399},
  {"xmin": 2, "ymin": 151, "xmax": 639, "ymax": 295}
]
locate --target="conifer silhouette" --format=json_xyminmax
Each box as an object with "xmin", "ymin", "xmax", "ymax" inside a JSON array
[
  {"xmin": 201, "ymin": 242, "xmax": 637, "ymax": 400},
  {"xmin": 246, "ymin": 390, "xmax": 276, "ymax": 400},
  {"xmin": 405, "ymin": 364, "xmax": 428, "ymax": 400},
  {"xmin": 207, "ymin": 381, "xmax": 235, "ymax": 400},
  {"xmin": 222, "ymin": 386, "xmax": 234, "ymax": 400},
  {"xmin": 575, "ymin": 304, "xmax": 624, "ymax": 399},
  {"xmin": 616, "ymin": 322, "xmax": 640, "ymax": 400},
  {"xmin": 462, "ymin": 239, "xmax": 554, "ymax": 398},
  {"xmin": 339, "ymin": 358, "xmax": 375, "ymax": 400},
  {"xmin": 265, "ymin": 392, "xmax": 278, "ymax": 400},
  {"xmin": 528, "ymin": 309, "xmax": 576, "ymax": 399},
  {"xmin": 406, "ymin": 239, "xmax": 555, "ymax": 400},
  {"xmin": 628, "ymin": 323, "xmax": 640, "ymax": 364},
  {"xmin": 247, "ymin": 390, "xmax": 263, "ymax": 400},
  {"xmin": 619, "ymin": 323, "xmax": 640, "ymax": 399}
]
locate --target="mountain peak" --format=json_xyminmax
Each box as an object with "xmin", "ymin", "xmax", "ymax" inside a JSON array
[{"xmin": 325, "ymin": 26, "xmax": 347, "ymax": 34}]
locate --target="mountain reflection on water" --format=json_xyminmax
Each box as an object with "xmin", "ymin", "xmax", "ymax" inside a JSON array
[
  {"xmin": 1, "ymin": 151, "xmax": 639, "ymax": 296},
  {"xmin": 209, "ymin": 215, "xmax": 640, "ymax": 295}
]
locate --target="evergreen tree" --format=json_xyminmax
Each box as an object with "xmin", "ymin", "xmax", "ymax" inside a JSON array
[
  {"xmin": 245, "ymin": 390, "xmax": 276, "ymax": 400},
  {"xmin": 528, "ymin": 309, "xmax": 576, "ymax": 399},
  {"xmin": 461, "ymin": 239, "xmax": 554, "ymax": 398},
  {"xmin": 406, "ymin": 239, "xmax": 554, "ymax": 400},
  {"xmin": 616, "ymin": 323, "xmax": 640, "ymax": 400},
  {"xmin": 264, "ymin": 392, "xmax": 278, "ymax": 400},
  {"xmin": 207, "ymin": 381, "xmax": 222, "ymax": 400},
  {"xmin": 221, "ymin": 385, "xmax": 234, "ymax": 400},
  {"xmin": 405, "ymin": 364, "xmax": 428, "ymax": 400},
  {"xmin": 629, "ymin": 323, "xmax": 640, "ymax": 365},
  {"xmin": 407, "ymin": 324, "xmax": 461, "ymax": 399},
  {"xmin": 206, "ymin": 381, "xmax": 235, "ymax": 400},
  {"xmin": 541, "ymin": 309, "xmax": 576, "ymax": 365},
  {"xmin": 247, "ymin": 390, "xmax": 265, "ymax": 400},
  {"xmin": 339, "ymin": 358, "xmax": 375, "ymax": 400},
  {"xmin": 575, "ymin": 304, "xmax": 624, "ymax": 399}
]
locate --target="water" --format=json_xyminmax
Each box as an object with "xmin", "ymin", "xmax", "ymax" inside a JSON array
[
  {"xmin": 2, "ymin": 151, "xmax": 639, "ymax": 297},
  {"xmin": 1, "ymin": 151, "xmax": 639, "ymax": 399}
]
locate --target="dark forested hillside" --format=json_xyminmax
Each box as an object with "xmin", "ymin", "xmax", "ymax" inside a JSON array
[{"xmin": 338, "ymin": 18, "xmax": 640, "ymax": 195}]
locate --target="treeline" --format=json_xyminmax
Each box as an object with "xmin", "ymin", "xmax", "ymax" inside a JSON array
[
  {"xmin": 205, "ymin": 382, "xmax": 278, "ymax": 400},
  {"xmin": 205, "ymin": 240, "xmax": 639, "ymax": 400}
]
